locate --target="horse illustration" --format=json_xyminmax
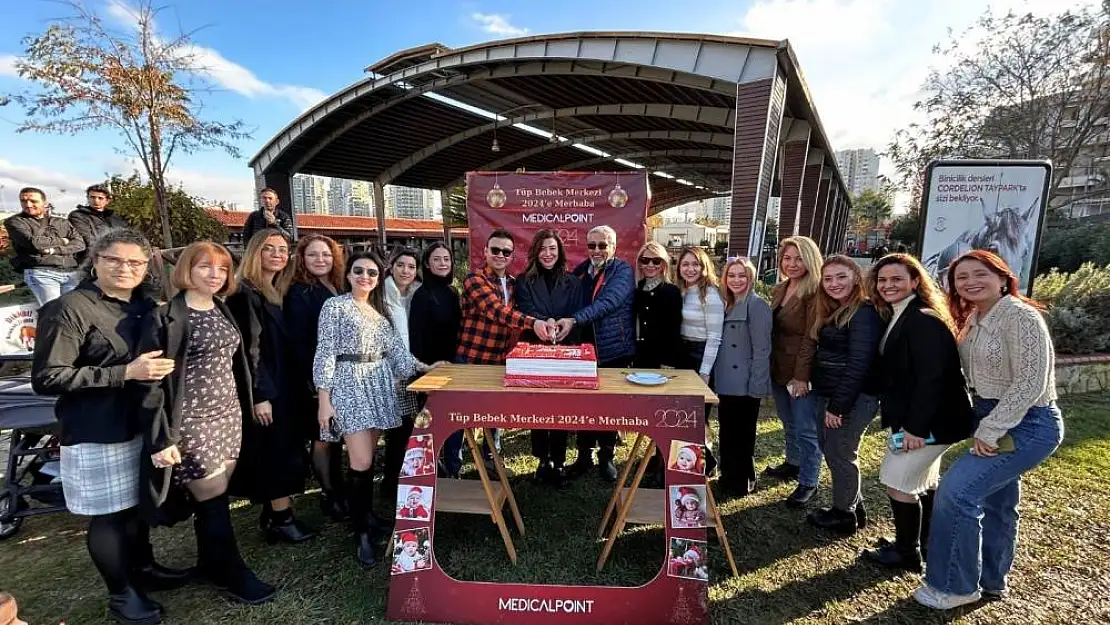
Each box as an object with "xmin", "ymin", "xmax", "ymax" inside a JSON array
[{"xmin": 925, "ymin": 196, "xmax": 1038, "ymax": 289}]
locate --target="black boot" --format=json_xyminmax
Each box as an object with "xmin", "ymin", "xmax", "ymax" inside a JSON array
[
  {"xmin": 108, "ymin": 586, "xmax": 163, "ymax": 625},
  {"xmin": 762, "ymin": 462, "xmax": 800, "ymax": 480},
  {"xmin": 807, "ymin": 507, "xmax": 858, "ymax": 535},
  {"xmin": 919, "ymin": 489, "xmax": 936, "ymax": 560},
  {"xmin": 319, "ymin": 489, "xmax": 349, "ymax": 523},
  {"xmin": 862, "ymin": 497, "xmax": 922, "ymax": 572},
  {"xmin": 348, "ymin": 468, "xmax": 378, "ymax": 569},
  {"xmin": 194, "ymin": 496, "xmax": 276, "ymax": 606},
  {"xmin": 130, "ymin": 532, "xmax": 192, "ymax": 592},
  {"xmin": 855, "ymin": 502, "xmax": 869, "ymax": 529},
  {"xmin": 262, "ymin": 507, "xmax": 317, "ymax": 545},
  {"xmin": 704, "ymin": 446, "xmax": 718, "ymax": 479}
]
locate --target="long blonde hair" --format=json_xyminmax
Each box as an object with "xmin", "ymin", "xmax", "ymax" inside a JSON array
[
  {"xmin": 677, "ymin": 246, "xmax": 719, "ymax": 303},
  {"xmin": 778, "ymin": 236, "xmax": 822, "ymax": 299},
  {"xmin": 635, "ymin": 241, "xmax": 673, "ymax": 283},
  {"xmin": 811, "ymin": 255, "xmax": 866, "ymax": 338},
  {"xmin": 719, "ymin": 256, "xmax": 757, "ymax": 312},
  {"xmin": 867, "ymin": 253, "xmax": 958, "ymax": 337},
  {"xmin": 237, "ymin": 229, "xmax": 292, "ymax": 305}
]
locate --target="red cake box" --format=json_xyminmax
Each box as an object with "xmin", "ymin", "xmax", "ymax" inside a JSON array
[{"xmin": 503, "ymin": 342, "xmax": 600, "ymax": 389}]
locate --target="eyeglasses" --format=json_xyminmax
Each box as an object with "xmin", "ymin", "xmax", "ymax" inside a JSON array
[
  {"xmin": 98, "ymin": 255, "xmax": 148, "ymax": 271},
  {"xmin": 261, "ymin": 244, "xmax": 289, "ymax": 257},
  {"xmin": 587, "ymin": 242, "xmax": 609, "ymax": 250},
  {"xmin": 351, "ymin": 267, "xmax": 379, "ymax": 277},
  {"xmin": 638, "ymin": 257, "xmax": 664, "ymax": 266},
  {"xmin": 489, "ymin": 246, "xmax": 514, "ymax": 257}
]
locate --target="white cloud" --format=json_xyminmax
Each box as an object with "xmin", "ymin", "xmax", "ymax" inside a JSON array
[
  {"xmin": 115, "ymin": 157, "xmax": 254, "ymax": 210},
  {"xmin": 0, "ymin": 160, "xmax": 91, "ymax": 215},
  {"xmin": 105, "ymin": 0, "xmax": 326, "ymax": 111},
  {"xmin": 0, "ymin": 55, "xmax": 18, "ymax": 77},
  {"xmin": 471, "ymin": 13, "xmax": 530, "ymax": 37},
  {"xmin": 740, "ymin": 0, "xmax": 892, "ymax": 52}
]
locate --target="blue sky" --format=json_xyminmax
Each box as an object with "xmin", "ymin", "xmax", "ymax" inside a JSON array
[{"xmin": 0, "ymin": 0, "xmax": 1096, "ymax": 211}]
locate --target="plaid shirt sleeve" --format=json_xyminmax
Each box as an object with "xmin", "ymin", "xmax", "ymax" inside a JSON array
[{"xmin": 456, "ymin": 273, "xmax": 536, "ymax": 364}]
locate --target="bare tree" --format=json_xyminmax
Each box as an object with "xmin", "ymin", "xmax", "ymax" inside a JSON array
[
  {"xmin": 887, "ymin": 4, "xmax": 1110, "ymax": 212},
  {"xmin": 7, "ymin": 0, "xmax": 249, "ymax": 247}
]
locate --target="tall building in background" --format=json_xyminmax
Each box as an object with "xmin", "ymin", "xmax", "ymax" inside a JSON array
[
  {"xmin": 328, "ymin": 178, "xmax": 352, "ymax": 216},
  {"xmin": 350, "ymin": 181, "xmax": 373, "ymax": 217},
  {"xmin": 708, "ymin": 196, "xmax": 731, "ymax": 224},
  {"xmin": 385, "ymin": 185, "xmax": 439, "ymax": 220},
  {"xmin": 835, "ymin": 148, "xmax": 881, "ymax": 196}
]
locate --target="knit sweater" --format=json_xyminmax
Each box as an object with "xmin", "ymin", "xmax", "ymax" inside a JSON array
[
  {"xmin": 959, "ymin": 295, "xmax": 1057, "ymax": 447},
  {"xmin": 680, "ymin": 287, "xmax": 724, "ymax": 376}
]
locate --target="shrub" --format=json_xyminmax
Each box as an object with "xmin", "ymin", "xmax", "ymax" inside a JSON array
[{"xmin": 1033, "ymin": 263, "xmax": 1110, "ymax": 354}]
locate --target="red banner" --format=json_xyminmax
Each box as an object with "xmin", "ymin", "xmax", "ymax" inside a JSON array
[
  {"xmin": 466, "ymin": 171, "xmax": 650, "ymax": 275},
  {"xmin": 386, "ymin": 388, "xmax": 708, "ymax": 625}
]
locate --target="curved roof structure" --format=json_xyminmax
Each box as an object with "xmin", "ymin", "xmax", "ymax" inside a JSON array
[{"xmin": 250, "ymin": 32, "xmax": 847, "ymax": 215}]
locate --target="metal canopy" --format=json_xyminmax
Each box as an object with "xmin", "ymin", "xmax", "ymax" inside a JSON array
[{"xmin": 251, "ymin": 32, "xmax": 847, "ymax": 214}]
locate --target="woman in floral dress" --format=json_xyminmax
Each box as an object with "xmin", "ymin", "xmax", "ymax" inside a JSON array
[{"xmin": 314, "ymin": 251, "xmax": 443, "ymax": 568}]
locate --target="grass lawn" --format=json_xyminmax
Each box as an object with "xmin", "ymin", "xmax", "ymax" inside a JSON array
[{"xmin": 2, "ymin": 392, "xmax": 1108, "ymax": 624}]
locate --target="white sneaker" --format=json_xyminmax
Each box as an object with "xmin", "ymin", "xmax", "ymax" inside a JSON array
[{"xmin": 913, "ymin": 585, "xmax": 981, "ymax": 610}]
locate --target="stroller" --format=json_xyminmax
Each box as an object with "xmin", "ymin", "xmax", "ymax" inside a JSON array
[{"xmin": 0, "ymin": 374, "xmax": 63, "ymax": 541}]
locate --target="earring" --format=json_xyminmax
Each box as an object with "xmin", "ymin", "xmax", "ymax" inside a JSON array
[{"xmin": 89, "ymin": 267, "xmax": 97, "ymax": 278}]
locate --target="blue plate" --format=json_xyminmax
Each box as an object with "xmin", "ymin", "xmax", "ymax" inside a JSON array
[{"xmin": 626, "ymin": 372, "xmax": 669, "ymax": 386}]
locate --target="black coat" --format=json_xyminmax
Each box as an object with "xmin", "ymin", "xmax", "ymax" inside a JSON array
[
  {"xmin": 224, "ymin": 280, "xmax": 305, "ymax": 502},
  {"xmin": 811, "ymin": 303, "xmax": 884, "ymax": 417},
  {"xmin": 4, "ymin": 212, "xmax": 85, "ymax": 270},
  {"xmin": 68, "ymin": 206, "xmax": 128, "ymax": 262},
  {"xmin": 634, "ymin": 281, "xmax": 683, "ymax": 368},
  {"xmin": 136, "ymin": 293, "xmax": 254, "ymax": 521},
  {"xmin": 408, "ymin": 275, "xmax": 461, "ymax": 364},
  {"xmin": 877, "ymin": 298, "xmax": 974, "ymax": 444},
  {"xmin": 241, "ymin": 209, "xmax": 294, "ymax": 245},
  {"xmin": 284, "ymin": 282, "xmax": 336, "ymax": 435},
  {"xmin": 514, "ymin": 269, "xmax": 584, "ymax": 344}
]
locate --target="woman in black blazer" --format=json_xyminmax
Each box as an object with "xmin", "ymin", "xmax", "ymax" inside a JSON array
[
  {"xmin": 139, "ymin": 241, "xmax": 275, "ymax": 605},
  {"xmin": 226, "ymin": 229, "xmax": 316, "ymax": 545},
  {"xmin": 283, "ymin": 235, "xmax": 346, "ymax": 522},
  {"xmin": 633, "ymin": 241, "xmax": 682, "ymax": 368},
  {"xmin": 862, "ymin": 253, "xmax": 973, "ymax": 572},
  {"xmin": 514, "ymin": 229, "xmax": 583, "ymax": 486}
]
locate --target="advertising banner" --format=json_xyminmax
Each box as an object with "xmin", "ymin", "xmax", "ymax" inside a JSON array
[
  {"xmin": 466, "ymin": 172, "xmax": 650, "ymax": 276},
  {"xmin": 386, "ymin": 388, "xmax": 708, "ymax": 625},
  {"xmin": 919, "ymin": 159, "xmax": 1051, "ymax": 293},
  {"xmin": 0, "ymin": 303, "xmax": 39, "ymax": 355}
]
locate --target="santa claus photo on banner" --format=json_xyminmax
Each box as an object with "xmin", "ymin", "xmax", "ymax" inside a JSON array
[
  {"xmin": 391, "ymin": 528, "xmax": 432, "ymax": 575},
  {"xmin": 668, "ymin": 440, "xmax": 706, "ymax": 476},
  {"xmin": 671, "ymin": 485, "xmax": 709, "ymax": 528},
  {"xmin": 668, "ymin": 538, "xmax": 709, "ymax": 581},
  {"xmin": 396, "ymin": 485, "xmax": 433, "ymax": 521},
  {"xmin": 400, "ymin": 434, "xmax": 436, "ymax": 478}
]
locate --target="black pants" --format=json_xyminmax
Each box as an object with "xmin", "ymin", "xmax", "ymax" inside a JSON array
[
  {"xmin": 718, "ymin": 394, "xmax": 761, "ymax": 485},
  {"xmin": 576, "ymin": 355, "xmax": 634, "ymax": 461},
  {"xmin": 531, "ymin": 430, "xmax": 568, "ymax": 467}
]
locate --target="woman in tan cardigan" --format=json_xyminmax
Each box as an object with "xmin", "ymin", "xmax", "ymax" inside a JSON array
[{"xmin": 764, "ymin": 236, "xmax": 824, "ymax": 507}]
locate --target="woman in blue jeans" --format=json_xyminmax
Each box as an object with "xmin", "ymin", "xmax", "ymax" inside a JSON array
[
  {"xmin": 765, "ymin": 236, "xmax": 824, "ymax": 507},
  {"xmin": 914, "ymin": 250, "xmax": 1063, "ymax": 610}
]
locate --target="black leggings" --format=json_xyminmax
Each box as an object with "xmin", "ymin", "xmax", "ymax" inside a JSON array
[{"xmin": 87, "ymin": 507, "xmax": 144, "ymax": 594}]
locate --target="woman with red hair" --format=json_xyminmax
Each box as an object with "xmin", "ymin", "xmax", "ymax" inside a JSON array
[{"xmin": 914, "ymin": 250, "xmax": 1063, "ymax": 610}]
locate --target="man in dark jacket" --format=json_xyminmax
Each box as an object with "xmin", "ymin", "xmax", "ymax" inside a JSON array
[
  {"xmin": 5, "ymin": 187, "xmax": 86, "ymax": 306},
  {"xmin": 242, "ymin": 188, "xmax": 294, "ymax": 244},
  {"xmin": 558, "ymin": 225, "xmax": 635, "ymax": 482},
  {"xmin": 68, "ymin": 184, "xmax": 129, "ymax": 262}
]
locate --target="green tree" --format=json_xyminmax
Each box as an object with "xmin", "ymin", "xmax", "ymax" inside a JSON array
[
  {"xmin": 888, "ymin": 209, "xmax": 921, "ymax": 250},
  {"xmin": 442, "ymin": 185, "xmax": 468, "ymax": 228},
  {"xmin": 106, "ymin": 173, "xmax": 227, "ymax": 247},
  {"xmin": 7, "ymin": 0, "xmax": 249, "ymax": 248},
  {"xmin": 851, "ymin": 189, "xmax": 894, "ymax": 233}
]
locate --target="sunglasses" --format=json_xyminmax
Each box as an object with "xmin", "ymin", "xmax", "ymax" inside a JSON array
[
  {"xmin": 351, "ymin": 267, "xmax": 380, "ymax": 277},
  {"xmin": 489, "ymin": 246, "xmax": 514, "ymax": 257},
  {"xmin": 587, "ymin": 242, "xmax": 609, "ymax": 250},
  {"xmin": 638, "ymin": 257, "xmax": 664, "ymax": 266}
]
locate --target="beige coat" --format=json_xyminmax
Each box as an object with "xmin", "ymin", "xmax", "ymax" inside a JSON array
[{"xmin": 770, "ymin": 282, "xmax": 818, "ymax": 386}]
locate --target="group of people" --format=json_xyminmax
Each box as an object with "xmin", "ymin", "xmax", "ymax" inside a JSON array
[{"xmin": 16, "ymin": 181, "xmax": 1063, "ymax": 621}]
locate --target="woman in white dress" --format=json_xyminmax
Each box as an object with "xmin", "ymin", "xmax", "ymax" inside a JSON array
[{"xmin": 314, "ymin": 251, "xmax": 442, "ymax": 568}]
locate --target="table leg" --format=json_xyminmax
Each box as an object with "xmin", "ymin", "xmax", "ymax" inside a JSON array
[
  {"xmin": 484, "ymin": 427, "xmax": 525, "ymax": 536},
  {"xmin": 704, "ymin": 481, "xmax": 739, "ymax": 577},
  {"xmin": 464, "ymin": 429, "xmax": 517, "ymax": 564},
  {"xmin": 596, "ymin": 439, "xmax": 655, "ymax": 571},
  {"xmin": 598, "ymin": 432, "xmax": 645, "ymax": 538}
]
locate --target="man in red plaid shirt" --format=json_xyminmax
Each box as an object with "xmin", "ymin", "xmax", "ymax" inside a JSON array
[
  {"xmin": 443, "ymin": 230, "xmax": 554, "ymax": 477},
  {"xmin": 456, "ymin": 229, "xmax": 554, "ymax": 363}
]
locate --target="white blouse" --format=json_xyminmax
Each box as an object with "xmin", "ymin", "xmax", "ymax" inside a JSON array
[
  {"xmin": 680, "ymin": 287, "xmax": 725, "ymax": 376},
  {"xmin": 384, "ymin": 276, "xmax": 421, "ymax": 351}
]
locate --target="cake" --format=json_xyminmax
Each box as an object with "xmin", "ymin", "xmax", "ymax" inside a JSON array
[{"xmin": 503, "ymin": 342, "xmax": 600, "ymax": 389}]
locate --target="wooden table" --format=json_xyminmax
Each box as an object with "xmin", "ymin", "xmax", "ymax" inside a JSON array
[{"xmin": 409, "ymin": 365, "xmax": 720, "ymax": 566}]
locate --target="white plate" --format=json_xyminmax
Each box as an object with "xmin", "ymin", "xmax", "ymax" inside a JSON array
[{"xmin": 625, "ymin": 372, "xmax": 669, "ymax": 386}]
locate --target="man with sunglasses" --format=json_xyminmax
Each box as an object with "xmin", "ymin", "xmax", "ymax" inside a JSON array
[
  {"xmin": 449, "ymin": 230, "xmax": 555, "ymax": 475},
  {"xmin": 560, "ymin": 225, "xmax": 635, "ymax": 482}
]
